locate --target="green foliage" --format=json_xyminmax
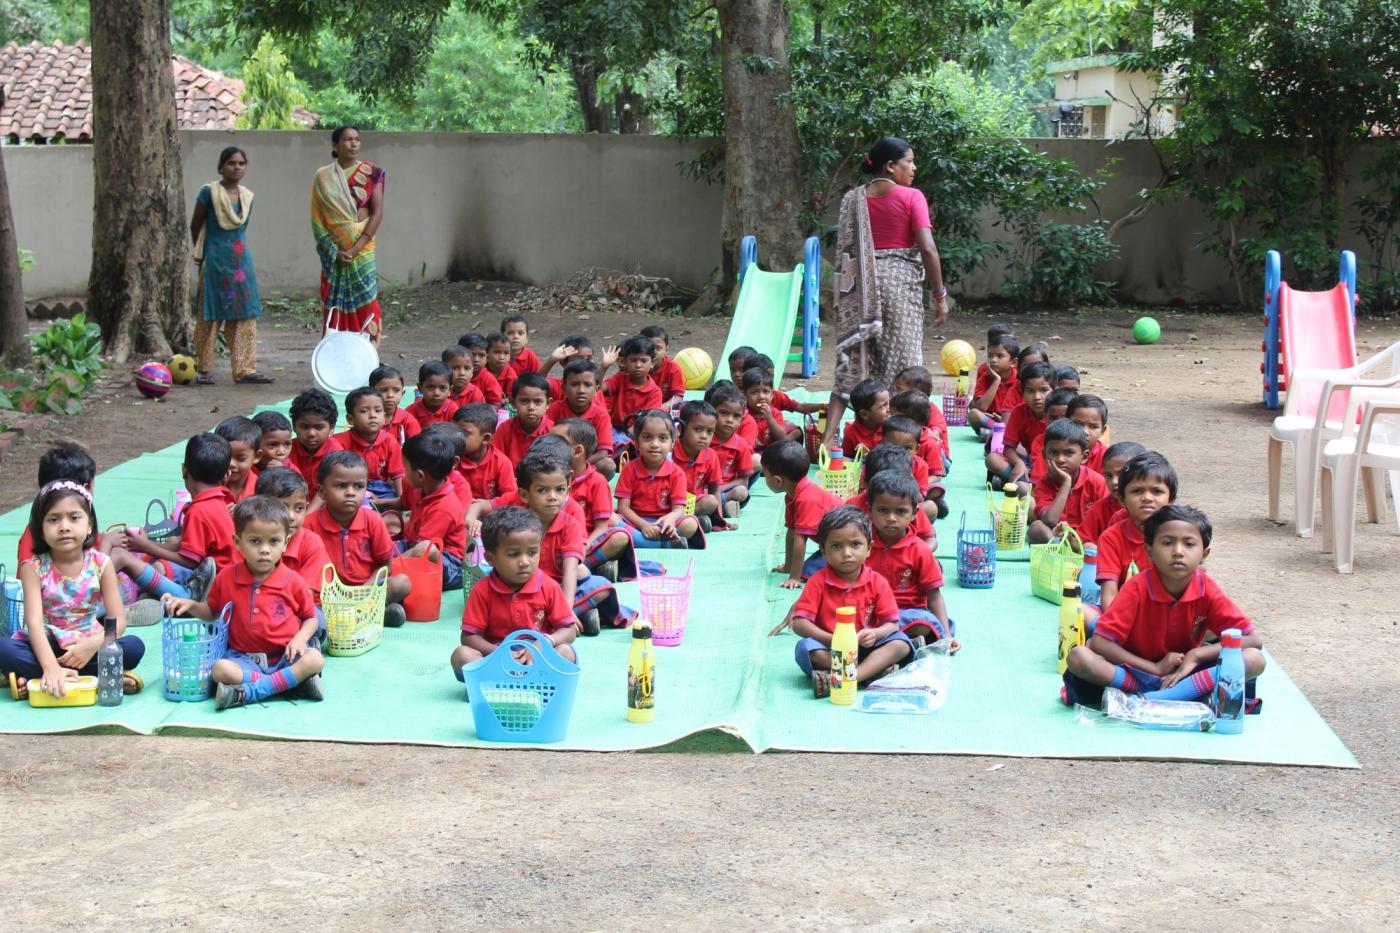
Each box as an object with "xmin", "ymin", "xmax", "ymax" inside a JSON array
[
  {"xmin": 1007, "ymin": 0, "xmax": 1149, "ymax": 70},
  {"xmin": 1353, "ymin": 147, "xmax": 1400, "ymax": 314},
  {"xmin": 17, "ymin": 248, "xmax": 34, "ymax": 272},
  {"xmin": 236, "ymin": 34, "xmax": 307, "ymax": 129},
  {"xmin": 0, "ymin": 314, "xmax": 105, "ymax": 418}
]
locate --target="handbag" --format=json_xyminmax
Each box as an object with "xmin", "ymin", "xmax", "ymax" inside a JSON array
[{"xmin": 1029, "ymin": 525, "xmax": 1085, "ymax": 605}]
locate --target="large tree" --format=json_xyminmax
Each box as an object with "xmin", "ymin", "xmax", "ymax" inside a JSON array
[
  {"xmin": 88, "ymin": 0, "xmax": 192, "ymax": 361},
  {"xmin": 0, "ymin": 91, "xmax": 31, "ymax": 368}
]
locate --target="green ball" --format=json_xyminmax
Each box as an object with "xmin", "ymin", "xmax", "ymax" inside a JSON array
[{"xmin": 1132, "ymin": 316, "xmax": 1161, "ymax": 344}]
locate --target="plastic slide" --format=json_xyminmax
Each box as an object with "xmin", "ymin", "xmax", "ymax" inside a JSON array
[
  {"xmin": 1262, "ymin": 249, "xmax": 1358, "ymax": 409},
  {"xmin": 718, "ymin": 235, "xmax": 821, "ymax": 386}
]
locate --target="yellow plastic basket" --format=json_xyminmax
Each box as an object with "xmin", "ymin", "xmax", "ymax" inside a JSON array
[
  {"xmin": 987, "ymin": 483, "xmax": 1031, "ymax": 551},
  {"xmin": 320, "ymin": 564, "xmax": 388, "ymax": 657},
  {"xmin": 1029, "ymin": 526, "xmax": 1085, "ymax": 605},
  {"xmin": 818, "ymin": 444, "xmax": 864, "ymax": 500}
]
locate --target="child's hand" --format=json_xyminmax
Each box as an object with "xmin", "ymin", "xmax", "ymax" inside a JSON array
[
  {"xmin": 56, "ymin": 637, "xmax": 98, "ymax": 670},
  {"xmin": 101, "ymin": 529, "xmax": 129, "ymax": 552},
  {"xmin": 465, "ymin": 519, "xmax": 483, "ymax": 541},
  {"xmin": 771, "ymin": 562, "xmax": 789, "ymax": 575},
  {"xmin": 1048, "ymin": 459, "xmax": 1071, "ymax": 487},
  {"xmin": 655, "ymin": 516, "xmax": 677, "ymax": 537},
  {"xmin": 946, "ymin": 637, "xmax": 962, "ymax": 655},
  {"xmin": 162, "ymin": 595, "xmax": 198, "ymax": 618},
  {"xmin": 857, "ymin": 628, "xmax": 881, "ymax": 648},
  {"xmin": 639, "ymin": 522, "xmax": 661, "ymax": 540},
  {"xmin": 286, "ymin": 634, "xmax": 310, "ymax": 662},
  {"xmin": 41, "ymin": 664, "xmax": 76, "ymax": 698},
  {"xmin": 601, "ymin": 345, "xmax": 620, "ymax": 369},
  {"xmin": 778, "ymin": 577, "xmax": 803, "ymax": 590},
  {"xmin": 1154, "ymin": 651, "xmax": 1186, "ymax": 678},
  {"xmin": 550, "ymin": 344, "xmax": 577, "ymax": 364},
  {"xmin": 1158, "ymin": 650, "xmax": 1196, "ymax": 685},
  {"xmin": 510, "ymin": 645, "xmax": 534, "ymax": 665}
]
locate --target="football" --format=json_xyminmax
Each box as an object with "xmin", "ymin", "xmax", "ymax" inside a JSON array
[{"xmin": 167, "ymin": 354, "xmax": 197, "ymax": 384}]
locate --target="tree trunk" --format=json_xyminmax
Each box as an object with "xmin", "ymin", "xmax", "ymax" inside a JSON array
[
  {"xmin": 569, "ymin": 52, "xmax": 611, "ymax": 134},
  {"xmin": 0, "ymin": 91, "xmax": 31, "ymax": 368},
  {"xmin": 88, "ymin": 0, "xmax": 191, "ymax": 363},
  {"xmin": 715, "ymin": 0, "xmax": 805, "ymax": 297},
  {"xmin": 614, "ymin": 84, "xmax": 648, "ymax": 134}
]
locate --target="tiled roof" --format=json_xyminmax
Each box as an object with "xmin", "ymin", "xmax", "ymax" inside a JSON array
[{"xmin": 1, "ymin": 40, "xmax": 317, "ymax": 142}]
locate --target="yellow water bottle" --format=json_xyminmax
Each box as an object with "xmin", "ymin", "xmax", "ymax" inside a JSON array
[
  {"xmin": 627, "ymin": 619, "xmax": 654, "ymax": 723},
  {"xmin": 956, "ymin": 367, "xmax": 971, "ymax": 397},
  {"xmin": 830, "ymin": 607, "xmax": 859, "ymax": 706},
  {"xmin": 998, "ymin": 482, "xmax": 1022, "ymax": 548},
  {"xmin": 1057, "ymin": 581, "xmax": 1084, "ymax": 675}
]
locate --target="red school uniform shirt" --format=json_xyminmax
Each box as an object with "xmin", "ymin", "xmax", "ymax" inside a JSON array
[
  {"xmin": 389, "ymin": 408, "xmax": 422, "ymax": 447},
  {"xmin": 1002, "ymin": 403, "xmax": 1046, "ymax": 453},
  {"xmin": 490, "ymin": 364, "xmax": 516, "ymax": 400},
  {"xmin": 509, "ymin": 346, "xmax": 541, "ymax": 375},
  {"xmin": 403, "ymin": 482, "xmax": 467, "ymax": 559},
  {"xmin": 447, "ymin": 470, "xmax": 473, "ymax": 506},
  {"xmin": 547, "ymin": 395, "xmax": 615, "ymax": 456},
  {"xmin": 1084, "ymin": 441, "xmax": 1107, "ymax": 477},
  {"xmin": 570, "ymin": 466, "xmax": 615, "ymax": 526},
  {"xmin": 710, "ymin": 431, "xmax": 755, "ymax": 485},
  {"xmin": 492, "ymin": 415, "xmax": 554, "ymax": 464},
  {"xmin": 205, "ymin": 563, "xmax": 316, "ymax": 657},
  {"xmin": 1096, "ymin": 515, "xmax": 1149, "ymax": 586},
  {"xmin": 276, "ymin": 527, "xmax": 331, "ymax": 605},
  {"xmin": 649, "ymin": 357, "xmax": 686, "ymax": 401},
  {"xmin": 615, "ymin": 457, "xmax": 687, "ymax": 520},
  {"xmin": 1079, "ymin": 494, "xmax": 1124, "ymax": 544},
  {"xmin": 787, "ymin": 476, "xmax": 843, "ymax": 538},
  {"xmin": 1031, "ymin": 465, "xmax": 1108, "ymax": 531},
  {"xmin": 1095, "ymin": 565, "xmax": 1255, "ymax": 663},
  {"xmin": 227, "ymin": 467, "xmax": 260, "ymax": 502},
  {"xmin": 867, "ymin": 528, "xmax": 944, "ymax": 610},
  {"xmin": 471, "ymin": 367, "xmax": 504, "ymax": 407},
  {"xmin": 179, "ymin": 486, "xmax": 238, "ymax": 572},
  {"xmin": 305, "ymin": 505, "xmax": 396, "ymax": 586},
  {"xmin": 1030, "ymin": 438, "xmax": 1106, "ymax": 485},
  {"xmin": 842, "ymin": 418, "xmax": 881, "ymax": 459},
  {"xmin": 924, "ymin": 407, "xmax": 950, "ymax": 457},
  {"xmin": 790, "ymin": 565, "xmax": 901, "ymax": 635},
  {"xmin": 461, "ymin": 569, "xmax": 574, "ymax": 644},
  {"xmin": 405, "ymin": 396, "xmax": 460, "ymax": 429},
  {"xmin": 738, "ymin": 410, "xmax": 795, "ymax": 451},
  {"xmin": 457, "ymin": 446, "xmax": 517, "ymax": 501},
  {"xmin": 488, "ymin": 491, "xmax": 587, "ymax": 583},
  {"xmin": 332, "ymin": 429, "xmax": 405, "ymax": 485},
  {"xmin": 603, "ymin": 372, "xmax": 663, "ymax": 432},
  {"xmin": 846, "ymin": 490, "xmax": 934, "ymax": 540},
  {"xmin": 450, "ymin": 382, "xmax": 486, "ymax": 407},
  {"xmin": 672, "ymin": 444, "xmax": 722, "ymax": 496},
  {"xmin": 975, "ymin": 364, "xmax": 1021, "ymax": 415},
  {"xmin": 287, "ymin": 435, "xmax": 343, "ymax": 500},
  {"xmin": 917, "ymin": 430, "xmax": 945, "ymax": 480},
  {"xmin": 771, "ymin": 390, "xmax": 803, "ymax": 414}
]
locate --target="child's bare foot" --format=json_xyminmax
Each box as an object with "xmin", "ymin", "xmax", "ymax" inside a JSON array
[
  {"xmin": 810, "ymin": 670, "xmax": 832, "ymax": 698},
  {"xmin": 8, "ymin": 672, "xmax": 28, "ymax": 701},
  {"xmin": 122, "ymin": 671, "xmax": 144, "ymax": 694}
]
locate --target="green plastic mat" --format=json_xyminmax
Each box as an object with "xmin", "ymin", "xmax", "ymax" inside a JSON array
[{"xmin": 0, "ymin": 397, "xmax": 1358, "ymax": 766}]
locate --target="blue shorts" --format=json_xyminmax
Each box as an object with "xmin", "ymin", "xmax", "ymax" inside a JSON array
[
  {"xmin": 223, "ymin": 648, "xmax": 294, "ymax": 677},
  {"xmin": 898, "ymin": 608, "xmax": 954, "ymax": 641},
  {"xmin": 800, "ymin": 551, "xmax": 826, "ymax": 580},
  {"xmin": 367, "ymin": 479, "xmax": 396, "ymax": 502},
  {"xmin": 628, "ymin": 517, "xmax": 696, "ymax": 550},
  {"xmin": 793, "ymin": 630, "xmax": 916, "ymax": 676}
]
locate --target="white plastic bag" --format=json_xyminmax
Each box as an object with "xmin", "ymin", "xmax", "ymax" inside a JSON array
[{"xmin": 854, "ymin": 640, "xmax": 952, "ymax": 715}]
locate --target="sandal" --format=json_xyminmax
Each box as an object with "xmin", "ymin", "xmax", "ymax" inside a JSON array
[
  {"xmin": 810, "ymin": 670, "xmax": 832, "ymax": 699},
  {"xmin": 195, "ymin": 372, "xmax": 215, "ymax": 386},
  {"xmin": 234, "ymin": 372, "xmax": 275, "ymax": 384},
  {"xmin": 8, "ymin": 672, "xmax": 28, "ymax": 701},
  {"xmin": 122, "ymin": 671, "xmax": 144, "ymax": 695}
]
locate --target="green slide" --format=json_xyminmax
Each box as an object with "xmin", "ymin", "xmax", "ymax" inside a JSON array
[{"xmin": 718, "ymin": 264, "xmax": 804, "ymax": 388}]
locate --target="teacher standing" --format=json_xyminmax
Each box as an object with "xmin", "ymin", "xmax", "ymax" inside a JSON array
[
  {"xmin": 311, "ymin": 126, "xmax": 387, "ymax": 343},
  {"xmin": 824, "ymin": 136, "xmax": 949, "ymax": 445},
  {"xmin": 189, "ymin": 146, "xmax": 272, "ymax": 384}
]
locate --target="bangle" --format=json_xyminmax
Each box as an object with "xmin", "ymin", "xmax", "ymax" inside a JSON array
[{"xmin": 932, "ymin": 286, "xmax": 948, "ymax": 299}]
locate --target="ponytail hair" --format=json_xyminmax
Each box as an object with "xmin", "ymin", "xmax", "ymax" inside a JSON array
[{"xmin": 862, "ymin": 136, "xmax": 911, "ymax": 176}]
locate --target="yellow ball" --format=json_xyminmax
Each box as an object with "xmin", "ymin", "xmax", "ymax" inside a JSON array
[
  {"xmin": 939, "ymin": 339, "xmax": 976, "ymax": 376},
  {"xmin": 675, "ymin": 347, "xmax": 714, "ymax": 390},
  {"xmin": 167, "ymin": 354, "xmax": 197, "ymax": 385}
]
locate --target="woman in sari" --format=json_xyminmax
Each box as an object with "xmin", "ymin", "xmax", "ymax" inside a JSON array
[
  {"xmin": 311, "ymin": 126, "xmax": 387, "ymax": 342},
  {"xmin": 188, "ymin": 146, "xmax": 272, "ymax": 384},
  {"xmin": 823, "ymin": 136, "xmax": 950, "ymax": 446}
]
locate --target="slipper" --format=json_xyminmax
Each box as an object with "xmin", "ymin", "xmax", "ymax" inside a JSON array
[
  {"xmin": 122, "ymin": 671, "xmax": 144, "ymax": 695},
  {"xmin": 8, "ymin": 672, "xmax": 28, "ymax": 701},
  {"xmin": 234, "ymin": 373, "xmax": 275, "ymax": 384},
  {"xmin": 195, "ymin": 372, "xmax": 215, "ymax": 386},
  {"xmin": 810, "ymin": 670, "xmax": 832, "ymax": 699}
]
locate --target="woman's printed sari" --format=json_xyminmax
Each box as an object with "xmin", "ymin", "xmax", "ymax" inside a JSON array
[{"xmin": 311, "ymin": 160, "xmax": 386, "ymax": 337}]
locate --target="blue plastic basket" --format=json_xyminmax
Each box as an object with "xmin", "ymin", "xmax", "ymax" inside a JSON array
[
  {"xmin": 956, "ymin": 512, "xmax": 997, "ymax": 589},
  {"xmin": 161, "ymin": 604, "xmax": 230, "ymax": 702},
  {"xmin": 0, "ymin": 564, "xmax": 24, "ymax": 637},
  {"xmin": 463, "ymin": 630, "xmax": 580, "ymax": 743}
]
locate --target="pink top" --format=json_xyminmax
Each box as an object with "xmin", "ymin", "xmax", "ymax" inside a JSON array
[{"xmin": 865, "ymin": 184, "xmax": 931, "ymax": 250}]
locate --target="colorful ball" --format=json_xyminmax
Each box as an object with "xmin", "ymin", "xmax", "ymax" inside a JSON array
[
  {"xmin": 939, "ymin": 339, "xmax": 976, "ymax": 376},
  {"xmin": 1132, "ymin": 316, "xmax": 1161, "ymax": 345},
  {"xmin": 135, "ymin": 361, "xmax": 172, "ymax": 399},
  {"xmin": 675, "ymin": 347, "xmax": 714, "ymax": 390},
  {"xmin": 167, "ymin": 353, "xmax": 197, "ymax": 385}
]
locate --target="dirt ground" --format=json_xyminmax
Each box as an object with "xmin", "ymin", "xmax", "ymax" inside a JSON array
[{"xmin": 3, "ymin": 282, "xmax": 1398, "ymax": 930}]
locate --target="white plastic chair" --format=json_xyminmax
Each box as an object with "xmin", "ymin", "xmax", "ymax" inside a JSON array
[
  {"xmin": 1319, "ymin": 400, "xmax": 1400, "ymax": 573},
  {"xmin": 1267, "ymin": 341, "xmax": 1400, "ymax": 537}
]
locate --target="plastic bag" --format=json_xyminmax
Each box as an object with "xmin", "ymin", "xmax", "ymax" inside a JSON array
[
  {"xmin": 855, "ymin": 640, "xmax": 952, "ymax": 715},
  {"xmin": 1099, "ymin": 687, "xmax": 1217, "ymax": 732}
]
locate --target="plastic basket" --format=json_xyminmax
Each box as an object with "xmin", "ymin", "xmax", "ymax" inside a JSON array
[
  {"xmin": 142, "ymin": 497, "xmax": 180, "ymax": 544},
  {"xmin": 942, "ymin": 393, "xmax": 970, "ymax": 427},
  {"xmin": 463, "ymin": 630, "xmax": 580, "ymax": 743},
  {"xmin": 0, "ymin": 563, "xmax": 24, "ymax": 638},
  {"xmin": 955, "ymin": 513, "xmax": 997, "ymax": 589},
  {"xmin": 803, "ymin": 415, "xmax": 826, "ymax": 462},
  {"xmin": 161, "ymin": 604, "xmax": 230, "ymax": 702},
  {"xmin": 987, "ymin": 484, "xmax": 1030, "ymax": 551},
  {"xmin": 321, "ymin": 564, "xmax": 388, "ymax": 657},
  {"xmin": 818, "ymin": 444, "xmax": 864, "ymax": 500},
  {"xmin": 461, "ymin": 539, "xmax": 488, "ymax": 597},
  {"xmin": 1030, "ymin": 526, "xmax": 1085, "ymax": 605},
  {"xmin": 639, "ymin": 558, "xmax": 694, "ymax": 647}
]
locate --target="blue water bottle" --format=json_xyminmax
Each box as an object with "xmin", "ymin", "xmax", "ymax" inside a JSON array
[
  {"xmin": 1213, "ymin": 628, "xmax": 1246, "ymax": 734},
  {"xmin": 1078, "ymin": 543, "xmax": 1101, "ymax": 606}
]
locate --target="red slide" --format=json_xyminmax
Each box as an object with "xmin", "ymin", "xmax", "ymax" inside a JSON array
[{"xmin": 1277, "ymin": 282, "xmax": 1357, "ymax": 422}]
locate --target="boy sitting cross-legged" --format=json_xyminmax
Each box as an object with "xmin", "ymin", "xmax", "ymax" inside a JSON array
[
  {"xmin": 163, "ymin": 496, "xmax": 325, "ymax": 710},
  {"xmin": 255, "ymin": 467, "xmax": 331, "ymax": 639},
  {"xmin": 603, "ymin": 335, "xmax": 663, "ymax": 451},
  {"xmin": 333, "ymin": 386, "xmax": 405, "ymax": 510},
  {"xmin": 399, "ymin": 432, "xmax": 468, "ymax": 591},
  {"xmin": 1028, "ymin": 418, "xmax": 1108, "ymax": 544},
  {"xmin": 550, "ymin": 418, "xmax": 634, "ymax": 581},
  {"xmin": 1097, "ymin": 452, "xmax": 1177, "ymax": 611},
  {"xmin": 1063, "ymin": 504, "xmax": 1265, "ymax": 709},
  {"xmin": 452, "ymin": 403, "xmax": 518, "ymax": 501},
  {"xmin": 738, "ymin": 367, "xmax": 800, "ymax": 454},
  {"xmin": 545, "ymin": 358, "xmax": 617, "ymax": 479},
  {"xmin": 704, "ymin": 382, "xmax": 755, "ymax": 523},
  {"xmin": 864, "ymin": 470, "xmax": 957, "ymax": 651},
  {"xmin": 762, "ymin": 440, "xmax": 843, "ymax": 589},
  {"xmin": 287, "ymin": 388, "xmax": 343, "ymax": 500},
  {"xmin": 985, "ymin": 361, "xmax": 1053, "ymax": 486},
  {"xmin": 450, "ymin": 506, "xmax": 578, "ymax": 681}
]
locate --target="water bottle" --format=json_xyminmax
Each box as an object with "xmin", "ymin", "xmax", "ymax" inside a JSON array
[
  {"xmin": 1078, "ymin": 543, "xmax": 1101, "ymax": 606},
  {"xmin": 626, "ymin": 619, "xmax": 654, "ymax": 723},
  {"xmin": 97, "ymin": 617, "xmax": 124, "ymax": 707},
  {"xmin": 1056, "ymin": 582, "xmax": 1083, "ymax": 675},
  {"xmin": 1213, "ymin": 628, "xmax": 1246, "ymax": 734},
  {"xmin": 172, "ymin": 489, "xmax": 192, "ymax": 523},
  {"xmin": 828, "ymin": 446, "xmax": 846, "ymax": 472},
  {"xmin": 997, "ymin": 483, "xmax": 1023, "ymax": 548},
  {"xmin": 956, "ymin": 368, "xmax": 970, "ymax": 398},
  {"xmin": 989, "ymin": 421, "xmax": 1006, "ymax": 454},
  {"xmin": 830, "ymin": 607, "xmax": 859, "ymax": 706}
]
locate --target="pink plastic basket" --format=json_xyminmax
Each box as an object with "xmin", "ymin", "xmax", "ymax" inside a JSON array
[
  {"xmin": 638, "ymin": 558, "xmax": 694, "ymax": 647},
  {"xmin": 942, "ymin": 393, "xmax": 970, "ymax": 427}
]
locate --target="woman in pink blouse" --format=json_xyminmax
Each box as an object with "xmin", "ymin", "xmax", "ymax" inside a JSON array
[{"xmin": 824, "ymin": 137, "xmax": 950, "ymax": 444}]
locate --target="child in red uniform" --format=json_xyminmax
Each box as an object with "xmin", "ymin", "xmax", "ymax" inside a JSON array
[
  {"xmin": 672, "ymin": 400, "xmax": 723, "ymax": 529},
  {"xmin": 252, "ymin": 410, "xmax": 294, "ymax": 470},
  {"xmin": 778, "ymin": 506, "xmax": 912, "ymax": 697},
  {"xmin": 442, "ymin": 345, "xmax": 486, "ymax": 406},
  {"xmin": 616, "ymin": 409, "xmax": 704, "ymax": 550},
  {"xmin": 968, "ymin": 330, "xmax": 1021, "ymax": 433},
  {"xmin": 746, "ymin": 352, "xmax": 824, "ymax": 422},
  {"xmin": 603, "ymin": 335, "xmax": 663, "ymax": 449},
  {"xmin": 641, "ymin": 324, "xmax": 686, "ymax": 409},
  {"xmin": 1079, "ymin": 441, "xmax": 1145, "ymax": 543},
  {"xmin": 334, "ymin": 386, "xmax": 405, "ymax": 510},
  {"xmin": 726, "ymin": 346, "xmax": 759, "ymax": 383},
  {"xmin": 986, "ymin": 361, "xmax": 1052, "ymax": 485},
  {"xmin": 399, "ymin": 432, "xmax": 467, "ymax": 591},
  {"xmin": 450, "ymin": 506, "xmax": 577, "ymax": 680},
  {"xmin": 369, "ymin": 365, "xmax": 422, "ymax": 446},
  {"xmin": 876, "ymin": 415, "xmax": 941, "ymax": 525},
  {"xmin": 287, "ymin": 388, "xmax": 343, "ymax": 500},
  {"xmin": 493, "ymin": 372, "xmax": 553, "ymax": 464},
  {"xmin": 163, "ymin": 496, "xmax": 324, "ymax": 710},
  {"xmin": 546, "ymin": 358, "xmax": 617, "ymax": 478},
  {"xmin": 864, "ymin": 470, "xmax": 956, "ymax": 648},
  {"xmin": 705, "ymin": 383, "xmax": 755, "ymax": 523},
  {"xmin": 1054, "ymin": 365, "xmax": 1082, "ymax": 390},
  {"xmin": 450, "ymin": 334, "xmax": 499, "ymax": 406},
  {"xmin": 452, "ymin": 403, "xmax": 518, "ymax": 501},
  {"xmin": 1067, "ymin": 394, "xmax": 1109, "ymax": 477},
  {"xmin": 541, "ymin": 336, "xmax": 609, "ymax": 396},
  {"xmin": 304, "ymin": 451, "xmax": 409, "ymax": 626},
  {"xmin": 841, "ymin": 379, "xmax": 890, "ymax": 458},
  {"xmin": 419, "ymin": 423, "xmax": 474, "ymax": 510},
  {"xmin": 501, "ymin": 314, "xmax": 541, "ymax": 374},
  {"xmin": 550, "ymin": 419, "xmax": 634, "ymax": 579},
  {"xmin": 738, "ymin": 367, "xmax": 800, "ymax": 453},
  {"xmin": 891, "ymin": 370, "xmax": 950, "ymax": 462},
  {"xmin": 1029, "ymin": 419, "xmax": 1109, "ymax": 543},
  {"xmin": 845, "ymin": 444, "xmax": 936, "ymax": 549},
  {"xmin": 1026, "ymin": 388, "xmax": 1077, "ymax": 485},
  {"xmin": 1097, "ymin": 452, "xmax": 1177, "ymax": 611},
  {"xmin": 762, "ymin": 439, "xmax": 843, "ymax": 588},
  {"xmin": 254, "ymin": 467, "xmax": 331, "ymax": 638},
  {"xmin": 484, "ymin": 333, "xmax": 516, "ymax": 399},
  {"xmin": 1064, "ymin": 504, "xmax": 1265, "ymax": 708},
  {"xmin": 405, "ymin": 360, "xmax": 459, "ymax": 429},
  {"xmin": 215, "ymin": 416, "xmax": 261, "ymax": 502}
]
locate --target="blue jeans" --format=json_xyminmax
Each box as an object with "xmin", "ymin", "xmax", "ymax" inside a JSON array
[{"xmin": 793, "ymin": 630, "xmax": 915, "ymax": 676}]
